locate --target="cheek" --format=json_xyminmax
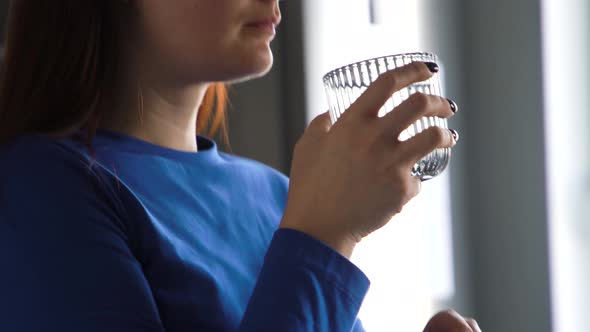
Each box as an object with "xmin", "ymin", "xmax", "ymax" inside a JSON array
[
  {"xmin": 138, "ymin": 0, "xmax": 274, "ymax": 82},
  {"xmin": 141, "ymin": 1, "xmax": 227, "ymax": 55}
]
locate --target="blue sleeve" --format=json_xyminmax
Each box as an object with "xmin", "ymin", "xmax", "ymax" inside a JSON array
[
  {"xmin": 0, "ymin": 140, "xmax": 165, "ymax": 331},
  {"xmin": 0, "ymin": 139, "xmax": 369, "ymax": 331},
  {"xmin": 239, "ymin": 228, "xmax": 370, "ymax": 332},
  {"xmin": 353, "ymin": 318, "xmax": 367, "ymax": 332}
]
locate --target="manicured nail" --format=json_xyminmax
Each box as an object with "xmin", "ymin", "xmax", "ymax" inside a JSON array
[
  {"xmin": 447, "ymin": 98, "xmax": 459, "ymax": 113},
  {"xmin": 449, "ymin": 129, "xmax": 460, "ymax": 143},
  {"xmin": 424, "ymin": 62, "xmax": 439, "ymax": 73}
]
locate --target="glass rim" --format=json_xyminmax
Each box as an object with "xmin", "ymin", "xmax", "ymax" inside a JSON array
[{"xmin": 322, "ymin": 51, "xmax": 438, "ymax": 84}]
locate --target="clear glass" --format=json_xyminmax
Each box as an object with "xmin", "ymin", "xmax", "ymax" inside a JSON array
[{"xmin": 323, "ymin": 52, "xmax": 450, "ymax": 181}]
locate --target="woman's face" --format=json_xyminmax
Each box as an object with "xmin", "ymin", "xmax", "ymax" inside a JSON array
[{"xmin": 134, "ymin": 0, "xmax": 281, "ymax": 84}]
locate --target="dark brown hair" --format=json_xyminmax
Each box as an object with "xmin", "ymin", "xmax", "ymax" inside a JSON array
[{"xmin": 0, "ymin": 0, "xmax": 229, "ymax": 148}]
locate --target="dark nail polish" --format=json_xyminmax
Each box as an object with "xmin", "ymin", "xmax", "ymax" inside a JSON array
[
  {"xmin": 424, "ymin": 62, "xmax": 439, "ymax": 73},
  {"xmin": 447, "ymin": 98, "xmax": 459, "ymax": 113},
  {"xmin": 449, "ymin": 129, "xmax": 460, "ymax": 143}
]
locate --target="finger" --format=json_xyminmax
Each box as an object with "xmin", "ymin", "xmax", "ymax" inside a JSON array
[
  {"xmin": 423, "ymin": 310, "xmax": 473, "ymax": 332},
  {"xmin": 387, "ymin": 175, "xmax": 421, "ymax": 215},
  {"xmin": 465, "ymin": 318, "xmax": 482, "ymax": 332},
  {"xmin": 407, "ymin": 176, "xmax": 422, "ymax": 200},
  {"xmin": 347, "ymin": 62, "xmax": 435, "ymax": 119},
  {"xmin": 395, "ymin": 127, "xmax": 457, "ymax": 167},
  {"xmin": 305, "ymin": 110, "xmax": 332, "ymax": 137},
  {"xmin": 380, "ymin": 92, "xmax": 457, "ymax": 136}
]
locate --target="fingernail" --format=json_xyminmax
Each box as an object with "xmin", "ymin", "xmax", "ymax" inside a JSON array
[
  {"xmin": 449, "ymin": 129, "xmax": 460, "ymax": 143},
  {"xmin": 447, "ymin": 98, "xmax": 459, "ymax": 113},
  {"xmin": 424, "ymin": 62, "xmax": 439, "ymax": 73}
]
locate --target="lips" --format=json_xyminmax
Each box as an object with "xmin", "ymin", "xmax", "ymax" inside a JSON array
[
  {"xmin": 245, "ymin": 20, "xmax": 275, "ymax": 29},
  {"xmin": 245, "ymin": 15, "xmax": 281, "ymax": 29},
  {"xmin": 244, "ymin": 19, "xmax": 277, "ymax": 35}
]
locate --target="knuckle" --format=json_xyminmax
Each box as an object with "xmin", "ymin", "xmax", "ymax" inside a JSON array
[
  {"xmin": 304, "ymin": 123, "xmax": 318, "ymax": 136},
  {"xmin": 410, "ymin": 92, "xmax": 431, "ymax": 110},
  {"xmin": 426, "ymin": 127, "xmax": 447, "ymax": 146},
  {"xmin": 399, "ymin": 182, "xmax": 411, "ymax": 198},
  {"xmin": 380, "ymin": 70, "xmax": 399, "ymax": 88},
  {"xmin": 391, "ymin": 193, "xmax": 407, "ymax": 213},
  {"xmin": 398, "ymin": 176, "xmax": 417, "ymax": 199},
  {"xmin": 305, "ymin": 112, "xmax": 332, "ymax": 136},
  {"xmin": 388, "ymin": 194, "xmax": 405, "ymax": 215},
  {"xmin": 306, "ymin": 120, "xmax": 317, "ymax": 131},
  {"xmin": 409, "ymin": 61, "xmax": 427, "ymax": 75},
  {"xmin": 310, "ymin": 113, "xmax": 324, "ymax": 126}
]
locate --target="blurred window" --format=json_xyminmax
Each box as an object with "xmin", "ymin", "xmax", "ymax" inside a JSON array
[
  {"xmin": 542, "ymin": 0, "xmax": 590, "ymax": 331},
  {"xmin": 303, "ymin": 1, "xmax": 454, "ymax": 330}
]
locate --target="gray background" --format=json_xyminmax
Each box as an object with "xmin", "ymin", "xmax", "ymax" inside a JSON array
[{"xmin": 232, "ymin": 1, "xmax": 553, "ymax": 331}]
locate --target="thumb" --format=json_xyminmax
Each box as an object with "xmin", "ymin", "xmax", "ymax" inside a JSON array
[{"xmin": 305, "ymin": 110, "xmax": 333, "ymax": 137}]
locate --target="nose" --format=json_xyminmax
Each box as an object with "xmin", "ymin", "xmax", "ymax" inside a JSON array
[
  {"xmin": 259, "ymin": 0, "xmax": 282, "ymax": 26},
  {"xmin": 275, "ymin": 4, "xmax": 282, "ymax": 26}
]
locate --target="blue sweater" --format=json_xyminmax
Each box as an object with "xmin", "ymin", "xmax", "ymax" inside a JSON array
[{"xmin": 0, "ymin": 129, "xmax": 369, "ymax": 332}]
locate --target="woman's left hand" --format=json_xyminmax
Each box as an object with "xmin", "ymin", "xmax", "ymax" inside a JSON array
[{"xmin": 423, "ymin": 310, "xmax": 482, "ymax": 332}]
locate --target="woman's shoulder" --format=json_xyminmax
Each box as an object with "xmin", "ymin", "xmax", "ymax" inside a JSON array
[
  {"xmin": 0, "ymin": 134, "xmax": 106, "ymax": 185},
  {"xmin": 0, "ymin": 134, "xmax": 128, "ymax": 226},
  {"xmin": 2, "ymin": 133, "xmax": 79, "ymax": 159}
]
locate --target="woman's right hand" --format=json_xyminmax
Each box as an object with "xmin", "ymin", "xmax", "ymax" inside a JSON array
[{"xmin": 280, "ymin": 62, "xmax": 459, "ymax": 258}]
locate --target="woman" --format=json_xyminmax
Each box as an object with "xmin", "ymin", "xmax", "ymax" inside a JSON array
[{"xmin": 0, "ymin": 0, "xmax": 480, "ymax": 331}]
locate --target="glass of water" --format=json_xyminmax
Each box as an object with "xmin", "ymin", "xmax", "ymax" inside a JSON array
[{"xmin": 323, "ymin": 52, "xmax": 451, "ymax": 181}]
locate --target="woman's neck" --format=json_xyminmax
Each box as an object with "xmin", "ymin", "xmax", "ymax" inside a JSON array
[{"xmin": 100, "ymin": 80, "xmax": 209, "ymax": 153}]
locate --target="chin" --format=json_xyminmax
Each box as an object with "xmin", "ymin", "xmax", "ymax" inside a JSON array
[{"xmin": 222, "ymin": 48, "xmax": 275, "ymax": 84}]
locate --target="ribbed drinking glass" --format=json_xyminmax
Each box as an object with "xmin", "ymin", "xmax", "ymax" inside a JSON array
[{"xmin": 323, "ymin": 52, "xmax": 450, "ymax": 181}]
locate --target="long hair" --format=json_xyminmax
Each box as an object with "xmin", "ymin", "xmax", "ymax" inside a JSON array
[{"xmin": 0, "ymin": 0, "xmax": 229, "ymax": 149}]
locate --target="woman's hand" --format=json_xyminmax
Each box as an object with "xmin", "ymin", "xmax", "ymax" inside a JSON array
[
  {"xmin": 280, "ymin": 61, "xmax": 458, "ymax": 258},
  {"xmin": 423, "ymin": 310, "xmax": 482, "ymax": 332}
]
